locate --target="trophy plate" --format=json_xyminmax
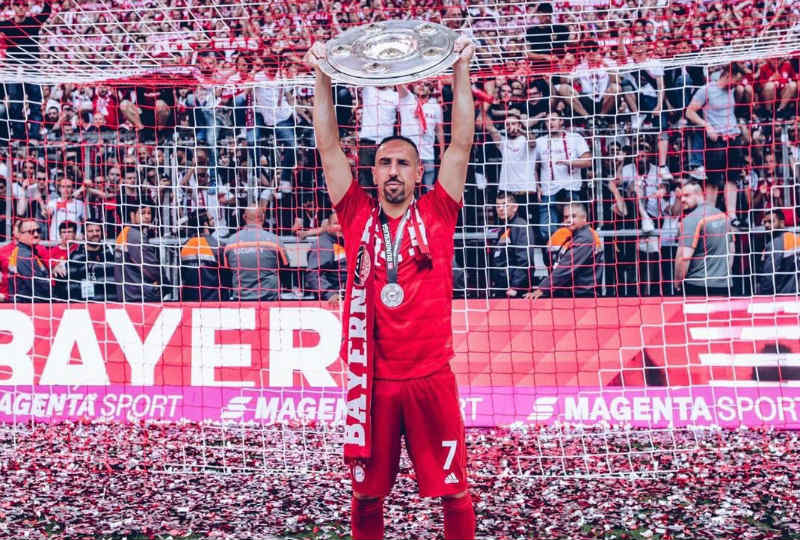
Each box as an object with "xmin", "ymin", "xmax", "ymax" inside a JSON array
[{"xmin": 319, "ymin": 20, "xmax": 460, "ymax": 85}]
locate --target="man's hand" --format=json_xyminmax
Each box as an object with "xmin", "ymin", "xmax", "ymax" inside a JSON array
[
  {"xmin": 705, "ymin": 124, "xmax": 719, "ymax": 142},
  {"xmin": 452, "ymin": 36, "xmax": 475, "ymax": 70},
  {"xmin": 505, "ymin": 288, "xmax": 518, "ymax": 298},
  {"xmin": 523, "ymin": 289, "xmax": 544, "ymax": 300},
  {"xmin": 303, "ymin": 42, "xmax": 327, "ymax": 74},
  {"xmin": 52, "ymin": 262, "xmax": 67, "ymax": 278}
]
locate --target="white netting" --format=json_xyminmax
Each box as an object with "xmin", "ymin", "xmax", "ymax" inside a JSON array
[{"xmin": 0, "ymin": 0, "xmax": 799, "ymax": 501}]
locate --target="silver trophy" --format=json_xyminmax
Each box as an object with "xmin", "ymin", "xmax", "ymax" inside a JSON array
[{"xmin": 319, "ymin": 20, "xmax": 460, "ymax": 86}]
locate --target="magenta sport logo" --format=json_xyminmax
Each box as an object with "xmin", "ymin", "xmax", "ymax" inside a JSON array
[
  {"xmin": 528, "ymin": 396, "xmax": 559, "ymax": 421},
  {"xmin": 220, "ymin": 396, "xmax": 254, "ymax": 421}
]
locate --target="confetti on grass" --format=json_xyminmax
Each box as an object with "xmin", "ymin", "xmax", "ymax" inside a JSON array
[{"xmin": 0, "ymin": 423, "xmax": 798, "ymax": 539}]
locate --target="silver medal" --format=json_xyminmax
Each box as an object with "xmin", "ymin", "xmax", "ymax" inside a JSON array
[{"xmin": 380, "ymin": 283, "xmax": 404, "ymax": 308}]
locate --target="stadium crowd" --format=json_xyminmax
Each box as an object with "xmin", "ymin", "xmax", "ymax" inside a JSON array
[{"xmin": 0, "ymin": 0, "xmax": 799, "ymax": 302}]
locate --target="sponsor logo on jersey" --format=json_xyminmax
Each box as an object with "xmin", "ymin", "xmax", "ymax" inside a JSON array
[
  {"xmin": 444, "ymin": 472, "xmax": 459, "ymax": 485},
  {"xmin": 354, "ymin": 245, "xmax": 370, "ymax": 287},
  {"xmin": 352, "ymin": 464, "xmax": 365, "ymax": 483}
]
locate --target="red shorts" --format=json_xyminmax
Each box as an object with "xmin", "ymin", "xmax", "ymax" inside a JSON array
[{"xmin": 349, "ymin": 365, "xmax": 468, "ymax": 498}]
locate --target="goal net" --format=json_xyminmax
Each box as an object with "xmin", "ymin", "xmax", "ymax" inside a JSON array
[{"xmin": 1, "ymin": 0, "xmax": 800, "ymax": 490}]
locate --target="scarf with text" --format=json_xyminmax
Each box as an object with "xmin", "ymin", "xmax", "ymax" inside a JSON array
[{"xmin": 342, "ymin": 200, "xmax": 431, "ymax": 460}]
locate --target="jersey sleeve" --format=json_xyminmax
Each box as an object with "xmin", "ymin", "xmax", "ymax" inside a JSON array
[
  {"xmin": 333, "ymin": 179, "xmax": 371, "ymax": 236},
  {"xmin": 422, "ymin": 181, "xmax": 462, "ymax": 231}
]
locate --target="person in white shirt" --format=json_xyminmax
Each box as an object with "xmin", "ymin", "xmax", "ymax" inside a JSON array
[
  {"xmin": 357, "ymin": 86, "xmax": 398, "ymax": 187},
  {"xmin": 397, "ymin": 82, "xmax": 444, "ymax": 191},
  {"xmin": 556, "ymin": 41, "xmax": 619, "ymax": 121},
  {"xmin": 45, "ymin": 177, "xmax": 85, "ymax": 241},
  {"xmin": 251, "ymin": 56, "xmax": 297, "ymax": 186},
  {"xmin": 621, "ymin": 38, "xmax": 673, "ymax": 182},
  {"xmin": 482, "ymin": 108, "xmax": 537, "ymax": 219},
  {"xmin": 186, "ymin": 51, "xmax": 222, "ymax": 150},
  {"xmin": 532, "ymin": 112, "xmax": 592, "ymax": 243},
  {"xmin": 619, "ymin": 142, "xmax": 674, "ymax": 234}
]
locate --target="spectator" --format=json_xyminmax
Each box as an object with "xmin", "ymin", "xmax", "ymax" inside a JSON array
[
  {"xmin": 756, "ymin": 58, "xmax": 798, "ymax": 119},
  {"xmin": 119, "ymin": 169, "xmax": 142, "ymax": 225},
  {"xmin": 180, "ymin": 165, "xmax": 225, "ymax": 237},
  {"xmin": 481, "ymin": 108, "xmax": 537, "ymax": 216},
  {"xmin": 0, "ymin": 0, "xmax": 51, "ymax": 141},
  {"xmin": 532, "ymin": 112, "xmax": 592, "ymax": 244},
  {"xmin": 251, "ymin": 57, "xmax": 297, "ymax": 187},
  {"xmin": 179, "ymin": 210, "xmax": 225, "ymax": 301},
  {"xmin": 525, "ymin": 202, "xmax": 603, "ymax": 298},
  {"xmin": 755, "ymin": 210, "xmax": 800, "ymax": 295},
  {"xmin": 0, "ymin": 221, "xmax": 20, "ymax": 301},
  {"xmin": 16, "ymin": 170, "xmax": 53, "ymax": 238},
  {"xmin": 397, "ymin": 82, "xmax": 444, "ymax": 191},
  {"xmin": 752, "ymin": 180, "xmax": 791, "ymax": 228},
  {"xmin": 114, "ymin": 202, "xmax": 163, "ymax": 302},
  {"xmin": 45, "ymin": 178, "xmax": 86, "ymax": 242},
  {"xmin": 487, "ymin": 192, "xmax": 536, "ymax": 298},
  {"xmin": 47, "ymin": 220, "xmax": 78, "ymax": 299},
  {"xmin": 621, "ymin": 142, "xmax": 677, "ymax": 234},
  {"xmin": 304, "ymin": 210, "xmax": 346, "ymax": 302},
  {"xmin": 525, "ymin": 1, "xmax": 570, "ymax": 72},
  {"xmin": 91, "ymin": 85, "xmax": 121, "ymax": 132},
  {"xmin": 291, "ymin": 193, "xmax": 324, "ymax": 239},
  {"xmin": 357, "ymin": 85, "xmax": 398, "ymax": 187},
  {"xmin": 686, "ymin": 62, "xmax": 747, "ymax": 227},
  {"xmin": 674, "ymin": 181, "xmax": 732, "ymax": 296},
  {"xmin": 186, "ymin": 51, "xmax": 223, "ymax": 156},
  {"xmin": 557, "ymin": 40, "xmax": 619, "ymax": 122},
  {"xmin": 65, "ymin": 221, "xmax": 118, "ymax": 301},
  {"xmin": 224, "ymin": 206, "xmax": 287, "ymax": 301},
  {"xmin": 621, "ymin": 38, "xmax": 673, "ymax": 182},
  {"xmin": 9, "ymin": 218, "xmax": 51, "ymax": 302}
]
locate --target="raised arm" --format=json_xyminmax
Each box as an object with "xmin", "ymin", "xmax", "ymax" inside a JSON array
[
  {"xmin": 437, "ymin": 37, "xmax": 476, "ymax": 203},
  {"xmin": 304, "ymin": 42, "xmax": 353, "ymax": 206}
]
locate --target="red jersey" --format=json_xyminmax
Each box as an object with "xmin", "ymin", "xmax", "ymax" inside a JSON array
[
  {"xmin": 757, "ymin": 61, "xmax": 797, "ymax": 87},
  {"xmin": 42, "ymin": 243, "xmax": 77, "ymax": 267},
  {"xmin": 0, "ymin": 241, "xmax": 16, "ymax": 300},
  {"xmin": 93, "ymin": 92, "xmax": 120, "ymax": 130},
  {"xmin": 335, "ymin": 181, "xmax": 461, "ymax": 380}
]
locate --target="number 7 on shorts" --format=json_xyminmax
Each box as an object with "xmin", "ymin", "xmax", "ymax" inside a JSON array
[{"xmin": 442, "ymin": 440, "xmax": 457, "ymax": 470}]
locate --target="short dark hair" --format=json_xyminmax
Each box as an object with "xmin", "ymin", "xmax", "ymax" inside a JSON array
[
  {"xmin": 495, "ymin": 191, "xmax": 517, "ymax": 203},
  {"xmin": 723, "ymin": 62, "xmax": 746, "ymax": 77},
  {"xmin": 377, "ymin": 135, "xmax": 420, "ymax": 161},
  {"xmin": 536, "ymin": 2, "xmax": 553, "ymax": 14},
  {"xmin": 59, "ymin": 220, "xmax": 78, "ymax": 233},
  {"xmin": 564, "ymin": 202, "xmax": 587, "ymax": 218},
  {"xmin": 187, "ymin": 210, "xmax": 211, "ymax": 229}
]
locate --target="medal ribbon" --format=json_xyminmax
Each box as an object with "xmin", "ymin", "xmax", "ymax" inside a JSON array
[{"xmin": 379, "ymin": 207, "xmax": 411, "ymax": 287}]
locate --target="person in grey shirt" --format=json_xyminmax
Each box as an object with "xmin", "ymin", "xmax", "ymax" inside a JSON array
[
  {"xmin": 686, "ymin": 62, "xmax": 746, "ymax": 228},
  {"xmin": 114, "ymin": 203, "xmax": 163, "ymax": 302},
  {"xmin": 224, "ymin": 206, "xmax": 287, "ymax": 301},
  {"xmin": 675, "ymin": 181, "xmax": 732, "ymax": 296},
  {"xmin": 304, "ymin": 210, "xmax": 346, "ymax": 302}
]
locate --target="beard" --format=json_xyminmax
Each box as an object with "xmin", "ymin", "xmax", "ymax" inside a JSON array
[{"xmin": 382, "ymin": 180, "xmax": 408, "ymax": 204}]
